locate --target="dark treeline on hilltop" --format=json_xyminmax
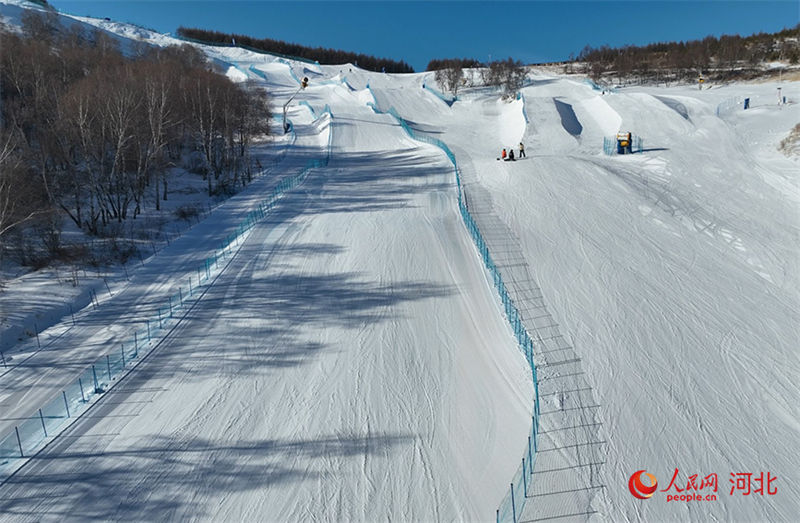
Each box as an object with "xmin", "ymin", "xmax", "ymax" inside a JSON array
[
  {"xmin": 574, "ymin": 24, "xmax": 800, "ymax": 83},
  {"xmin": 177, "ymin": 27, "xmax": 415, "ymax": 73},
  {"xmin": 426, "ymin": 58, "xmax": 482, "ymax": 71},
  {"xmin": 1, "ymin": 12, "xmax": 271, "ymax": 267}
]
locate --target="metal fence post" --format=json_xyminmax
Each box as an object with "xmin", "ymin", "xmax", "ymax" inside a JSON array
[
  {"xmin": 39, "ymin": 408, "xmax": 47, "ymax": 437},
  {"xmin": 522, "ymin": 457, "xmax": 528, "ymax": 495},
  {"xmin": 92, "ymin": 365, "xmax": 100, "ymax": 392},
  {"xmin": 15, "ymin": 427, "xmax": 23, "ymax": 457},
  {"xmin": 121, "ymin": 345, "xmax": 125, "ymax": 367},
  {"xmin": 510, "ymin": 483, "xmax": 517, "ymax": 523},
  {"xmin": 63, "ymin": 391, "xmax": 70, "ymax": 417},
  {"xmin": 528, "ymin": 436, "xmax": 533, "ymax": 472},
  {"xmin": 106, "ymin": 355, "xmax": 112, "ymax": 380},
  {"xmin": 79, "ymin": 378, "xmax": 86, "ymax": 402}
]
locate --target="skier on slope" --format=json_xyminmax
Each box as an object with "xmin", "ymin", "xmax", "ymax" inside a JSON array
[{"xmin": 519, "ymin": 142, "xmax": 526, "ymax": 158}]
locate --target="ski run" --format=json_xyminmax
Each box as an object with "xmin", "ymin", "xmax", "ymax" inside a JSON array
[{"xmin": 1, "ymin": 2, "xmax": 799, "ymax": 521}]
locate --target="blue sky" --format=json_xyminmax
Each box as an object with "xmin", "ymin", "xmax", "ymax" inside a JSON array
[{"xmin": 49, "ymin": 1, "xmax": 799, "ymax": 71}]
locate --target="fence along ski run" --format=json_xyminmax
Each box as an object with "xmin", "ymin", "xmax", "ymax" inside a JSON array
[
  {"xmin": 0, "ymin": 107, "xmax": 334, "ymax": 482},
  {"xmin": 367, "ymin": 94, "xmax": 541, "ymax": 523}
]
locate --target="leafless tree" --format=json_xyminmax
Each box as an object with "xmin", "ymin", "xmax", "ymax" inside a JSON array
[
  {"xmin": 1, "ymin": 24, "xmax": 271, "ymax": 252},
  {"xmin": 434, "ymin": 59, "xmax": 464, "ymax": 98},
  {"xmin": 0, "ymin": 130, "xmax": 46, "ymax": 237},
  {"xmin": 483, "ymin": 58, "xmax": 527, "ymax": 99}
]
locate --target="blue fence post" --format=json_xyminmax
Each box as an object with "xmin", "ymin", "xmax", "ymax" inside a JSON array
[
  {"xmin": 134, "ymin": 332, "xmax": 138, "ymax": 358},
  {"xmin": 528, "ymin": 436, "xmax": 533, "ymax": 472},
  {"xmin": 15, "ymin": 427, "xmax": 23, "ymax": 457},
  {"xmin": 79, "ymin": 378, "xmax": 86, "ymax": 402},
  {"xmin": 146, "ymin": 319, "xmax": 151, "ymax": 341},
  {"xmin": 63, "ymin": 391, "xmax": 70, "ymax": 417},
  {"xmin": 121, "ymin": 345, "xmax": 125, "ymax": 367},
  {"xmin": 92, "ymin": 365, "xmax": 100, "ymax": 392},
  {"xmin": 522, "ymin": 457, "xmax": 528, "ymax": 495},
  {"xmin": 39, "ymin": 408, "xmax": 47, "ymax": 437},
  {"xmin": 106, "ymin": 355, "xmax": 112, "ymax": 380},
  {"xmin": 510, "ymin": 483, "xmax": 517, "ymax": 523}
]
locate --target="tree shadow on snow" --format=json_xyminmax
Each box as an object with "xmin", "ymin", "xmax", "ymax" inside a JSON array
[{"xmin": 0, "ymin": 432, "xmax": 413, "ymax": 520}]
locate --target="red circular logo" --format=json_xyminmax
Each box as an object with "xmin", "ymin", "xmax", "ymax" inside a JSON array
[{"xmin": 629, "ymin": 470, "xmax": 658, "ymax": 499}]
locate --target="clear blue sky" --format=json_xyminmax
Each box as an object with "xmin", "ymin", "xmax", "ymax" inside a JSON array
[{"xmin": 49, "ymin": 1, "xmax": 799, "ymax": 71}]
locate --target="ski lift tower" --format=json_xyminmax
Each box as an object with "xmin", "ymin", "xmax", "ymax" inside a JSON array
[{"xmin": 283, "ymin": 76, "xmax": 309, "ymax": 134}]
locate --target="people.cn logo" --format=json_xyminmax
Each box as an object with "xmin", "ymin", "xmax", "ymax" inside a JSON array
[{"xmin": 629, "ymin": 470, "xmax": 658, "ymax": 499}]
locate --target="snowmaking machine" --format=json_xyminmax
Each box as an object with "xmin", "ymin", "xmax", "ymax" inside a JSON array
[{"xmin": 616, "ymin": 132, "xmax": 633, "ymax": 154}]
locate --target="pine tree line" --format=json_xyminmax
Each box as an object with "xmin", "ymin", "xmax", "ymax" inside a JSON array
[{"xmin": 177, "ymin": 27, "xmax": 414, "ymax": 73}]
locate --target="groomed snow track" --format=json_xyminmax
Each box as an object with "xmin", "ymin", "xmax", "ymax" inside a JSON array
[{"xmin": 0, "ymin": 26, "xmax": 532, "ymax": 521}]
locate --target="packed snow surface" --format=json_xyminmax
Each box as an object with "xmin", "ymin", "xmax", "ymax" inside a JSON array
[{"xmin": 1, "ymin": 1, "xmax": 799, "ymax": 521}]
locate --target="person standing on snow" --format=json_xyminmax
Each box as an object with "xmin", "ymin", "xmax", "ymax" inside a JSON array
[
  {"xmin": 519, "ymin": 142, "xmax": 526, "ymax": 158},
  {"xmin": 501, "ymin": 148, "xmax": 507, "ymax": 160}
]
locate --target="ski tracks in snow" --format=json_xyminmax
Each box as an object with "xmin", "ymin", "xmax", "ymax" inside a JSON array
[{"xmin": 453, "ymin": 145, "xmax": 610, "ymax": 522}]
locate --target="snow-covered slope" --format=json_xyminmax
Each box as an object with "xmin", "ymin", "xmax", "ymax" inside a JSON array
[
  {"xmin": 429, "ymin": 76, "xmax": 800, "ymax": 521},
  {"xmin": 0, "ymin": 2, "xmax": 531, "ymax": 521},
  {"xmin": 1, "ymin": 1, "xmax": 798, "ymax": 521}
]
